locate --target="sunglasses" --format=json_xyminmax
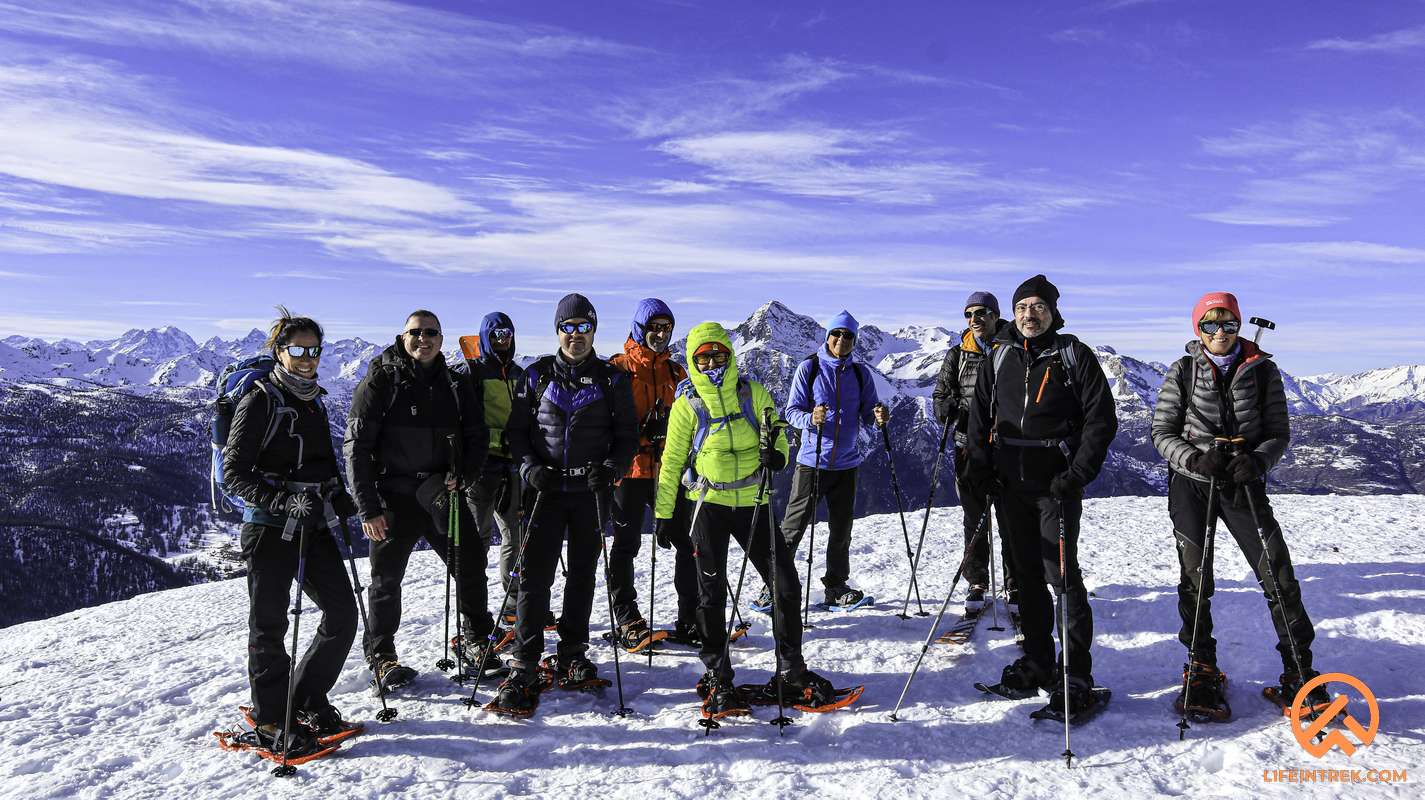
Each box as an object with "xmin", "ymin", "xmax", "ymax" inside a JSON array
[
  {"xmin": 283, "ymin": 344, "xmax": 323, "ymax": 358},
  {"xmin": 489, "ymin": 328, "xmax": 513, "ymax": 340},
  {"xmin": 406, "ymin": 327, "xmax": 441, "ymax": 339},
  {"xmin": 559, "ymin": 321, "xmax": 594, "ymax": 335},
  {"xmin": 1014, "ymin": 302, "xmax": 1049, "ymax": 315},
  {"xmin": 964, "ymin": 308, "xmax": 993, "ymax": 320},
  {"xmin": 1198, "ymin": 320, "xmax": 1241, "ymax": 336},
  {"xmin": 828, "ymin": 329, "xmax": 855, "ymax": 340},
  {"xmin": 645, "ymin": 322, "xmax": 674, "ymax": 334},
  {"xmin": 692, "ymin": 351, "xmax": 730, "ymax": 368}
]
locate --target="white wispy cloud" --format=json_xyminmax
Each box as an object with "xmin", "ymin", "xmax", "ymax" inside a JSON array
[
  {"xmin": 1050, "ymin": 27, "xmax": 1109, "ymax": 45},
  {"xmin": 1245, "ymin": 241, "xmax": 1425, "ymax": 264},
  {"xmin": 250, "ymin": 271, "xmax": 340, "ymax": 281},
  {"xmin": 1306, "ymin": 25, "xmax": 1425, "ymax": 53}
]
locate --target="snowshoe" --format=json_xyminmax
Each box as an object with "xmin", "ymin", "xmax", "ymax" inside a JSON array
[
  {"xmin": 742, "ymin": 669, "xmax": 866, "ymax": 713},
  {"xmin": 1174, "ymin": 660, "xmax": 1231, "ymax": 722},
  {"xmin": 823, "ymin": 587, "xmax": 873, "ymax": 612},
  {"xmin": 238, "ymin": 705, "xmax": 362, "ymax": 747},
  {"xmin": 698, "ymin": 673, "xmax": 752, "ymax": 720},
  {"xmin": 974, "ymin": 656, "xmax": 1051, "ymax": 700},
  {"xmin": 1031, "ymin": 680, "xmax": 1111, "ymax": 725},
  {"xmin": 214, "ymin": 722, "xmax": 339, "ymax": 766},
  {"xmin": 662, "ymin": 620, "xmax": 704, "ymax": 647},
  {"xmin": 748, "ymin": 586, "xmax": 773, "ymax": 614},
  {"xmin": 370, "ymin": 659, "xmax": 418, "ymax": 695},
  {"xmin": 934, "ymin": 605, "xmax": 984, "ymax": 646},
  {"xmin": 541, "ymin": 655, "xmax": 612, "ymax": 692},
  {"xmin": 1264, "ymin": 670, "xmax": 1338, "ymax": 721},
  {"xmin": 614, "ymin": 618, "xmax": 668, "ymax": 654},
  {"xmin": 484, "ymin": 669, "xmax": 545, "ymax": 718}
]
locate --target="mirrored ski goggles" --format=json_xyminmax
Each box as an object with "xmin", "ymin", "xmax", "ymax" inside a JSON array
[
  {"xmin": 1198, "ymin": 320, "xmax": 1241, "ymax": 335},
  {"xmin": 489, "ymin": 327, "xmax": 514, "ymax": 340},
  {"xmin": 558, "ymin": 321, "xmax": 594, "ymax": 335},
  {"xmin": 645, "ymin": 321, "xmax": 674, "ymax": 334},
  {"xmin": 964, "ymin": 307, "xmax": 993, "ymax": 320},
  {"xmin": 405, "ymin": 327, "xmax": 442, "ymax": 339},
  {"xmin": 283, "ymin": 344, "xmax": 323, "ymax": 358},
  {"xmin": 692, "ymin": 350, "xmax": 730, "ymax": 368}
]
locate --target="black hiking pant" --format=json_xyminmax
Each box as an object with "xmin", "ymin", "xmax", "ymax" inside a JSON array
[
  {"xmin": 511, "ymin": 490, "xmax": 602, "ymax": 669},
  {"xmin": 1169, "ymin": 473, "xmax": 1316, "ymax": 672},
  {"xmin": 780, "ymin": 464, "xmax": 858, "ymax": 594},
  {"xmin": 244, "ymin": 522, "xmax": 358, "ymax": 724},
  {"xmin": 693, "ymin": 500, "xmax": 805, "ymax": 680},
  {"xmin": 955, "ymin": 447, "xmax": 1015, "ymax": 593},
  {"xmin": 364, "ymin": 489, "xmax": 491, "ymax": 663},
  {"xmin": 609, "ymin": 477, "xmax": 698, "ymax": 628},
  {"xmin": 999, "ymin": 481, "xmax": 1094, "ymax": 679}
]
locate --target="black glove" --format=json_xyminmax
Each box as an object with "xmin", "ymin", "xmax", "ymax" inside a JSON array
[
  {"xmin": 525, "ymin": 464, "xmax": 559, "ymax": 493},
  {"xmin": 759, "ymin": 445, "xmax": 786, "ymax": 471},
  {"xmin": 1049, "ymin": 472, "xmax": 1083, "ymax": 501},
  {"xmin": 1187, "ymin": 447, "xmax": 1232, "ymax": 479},
  {"xmin": 466, "ymin": 472, "xmax": 500, "ymax": 505},
  {"xmin": 934, "ymin": 400, "xmax": 951, "ymax": 426},
  {"xmin": 1228, "ymin": 452, "xmax": 1265, "ymax": 484},
  {"xmin": 587, "ymin": 462, "xmax": 617, "ymax": 492},
  {"xmin": 269, "ymin": 490, "xmax": 320, "ymax": 519},
  {"xmin": 654, "ymin": 518, "xmax": 677, "ymax": 549},
  {"xmin": 966, "ymin": 465, "xmax": 1000, "ymax": 500},
  {"xmin": 330, "ymin": 490, "xmax": 359, "ymax": 519}
]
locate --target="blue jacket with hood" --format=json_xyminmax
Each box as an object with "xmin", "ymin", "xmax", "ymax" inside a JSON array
[{"xmin": 784, "ymin": 310, "xmax": 881, "ymax": 470}]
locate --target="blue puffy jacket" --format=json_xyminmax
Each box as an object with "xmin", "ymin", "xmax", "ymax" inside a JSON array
[{"xmin": 784, "ymin": 311, "xmax": 880, "ymax": 470}]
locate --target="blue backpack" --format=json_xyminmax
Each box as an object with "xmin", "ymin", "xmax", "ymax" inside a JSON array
[
  {"xmin": 677, "ymin": 376, "xmax": 760, "ymax": 487},
  {"xmin": 209, "ymin": 355, "xmax": 294, "ymax": 513}
]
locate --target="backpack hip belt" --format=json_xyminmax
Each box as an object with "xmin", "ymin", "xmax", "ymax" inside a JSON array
[
  {"xmin": 997, "ymin": 436, "xmax": 1075, "ymax": 458},
  {"xmin": 681, "ymin": 470, "xmax": 760, "ymax": 494}
]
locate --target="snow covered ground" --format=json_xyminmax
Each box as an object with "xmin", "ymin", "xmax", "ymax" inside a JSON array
[{"xmin": 2, "ymin": 495, "xmax": 1421, "ymax": 799}]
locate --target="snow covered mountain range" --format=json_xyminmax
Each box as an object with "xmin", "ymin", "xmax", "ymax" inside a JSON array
[{"xmin": 2, "ymin": 301, "xmax": 1423, "ymax": 627}]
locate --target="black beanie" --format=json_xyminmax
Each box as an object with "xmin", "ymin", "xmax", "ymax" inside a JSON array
[
  {"xmin": 555, "ymin": 293, "xmax": 598, "ymax": 330},
  {"xmin": 1013, "ymin": 274, "xmax": 1060, "ymax": 310}
]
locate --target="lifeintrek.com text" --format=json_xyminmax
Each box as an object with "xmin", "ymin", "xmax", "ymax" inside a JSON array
[{"xmin": 1263, "ymin": 769, "xmax": 1407, "ymax": 784}]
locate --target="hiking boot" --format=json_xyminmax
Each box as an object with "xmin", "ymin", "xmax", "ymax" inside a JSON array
[
  {"xmin": 1278, "ymin": 670, "xmax": 1333, "ymax": 717},
  {"xmin": 965, "ymin": 585, "xmax": 987, "ymax": 610},
  {"xmin": 672, "ymin": 619, "xmax": 703, "ymax": 646},
  {"xmin": 452, "ymin": 633, "xmax": 508, "ymax": 679},
  {"xmin": 563, "ymin": 655, "xmax": 600, "ymax": 686},
  {"xmin": 749, "ymin": 585, "xmax": 773, "ymax": 613},
  {"xmin": 253, "ymin": 722, "xmax": 323, "ymax": 759},
  {"xmin": 997, "ymin": 655, "xmax": 1052, "ymax": 697},
  {"xmin": 298, "ymin": 705, "xmax": 363, "ymax": 741},
  {"xmin": 777, "ymin": 666, "xmax": 837, "ymax": 707},
  {"xmin": 1048, "ymin": 673, "xmax": 1095, "ymax": 717},
  {"xmin": 492, "ymin": 669, "xmax": 541, "ymax": 715},
  {"xmin": 824, "ymin": 587, "xmax": 865, "ymax": 608},
  {"xmin": 1174, "ymin": 659, "xmax": 1230, "ymax": 721},
  {"xmin": 615, "ymin": 618, "xmax": 658, "ymax": 653},
  {"xmin": 700, "ymin": 672, "xmax": 750, "ymax": 718},
  {"xmin": 370, "ymin": 657, "xmax": 417, "ymax": 692}
]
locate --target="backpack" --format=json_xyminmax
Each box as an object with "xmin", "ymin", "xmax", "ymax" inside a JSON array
[
  {"xmin": 990, "ymin": 333, "xmax": 1080, "ymax": 395},
  {"xmin": 678, "ymin": 375, "xmax": 760, "ymax": 460},
  {"xmin": 209, "ymin": 354, "xmax": 296, "ymax": 513}
]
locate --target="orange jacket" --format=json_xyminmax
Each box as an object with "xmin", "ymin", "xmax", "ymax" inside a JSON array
[{"xmin": 609, "ymin": 335, "xmax": 687, "ymax": 480}]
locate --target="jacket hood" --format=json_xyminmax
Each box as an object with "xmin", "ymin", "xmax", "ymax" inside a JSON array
[
  {"xmin": 478, "ymin": 311, "xmax": 516, "ymax": 362},
  {"xmin": 629, "ymin": 297, "xmax": 674, "ymax": 348},
  {"xmin": 826, "ymin": 310, "xmax": 860, "ymax": 337},
  {"xmin": 960, "ymin": 319, "xmax": 1008, "ymax": 353},
  {"xmin": 1185, "ymin": 338, "xmax": 1267, "ymax": 363},
  {"xmin": 621, "ymin": 333, "xmax": 671, "ymax": 369},
  {"xmin": 685, "ymin": 322, "xmax": 739, "ymax": 398}
]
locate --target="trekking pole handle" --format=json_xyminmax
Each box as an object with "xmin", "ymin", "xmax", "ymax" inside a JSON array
[{"xmin": 446, "ymin": 433, "xmax": 461, "ymax": 488}]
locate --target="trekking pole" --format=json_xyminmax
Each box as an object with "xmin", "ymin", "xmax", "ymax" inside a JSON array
[
  {"xmin": 593, "ymin": 486, "xmax": 632, "ymax": 717},
  {"xmin": 985, "ymin": 503, "xmax": 1004, "ymax": 633},
  {"xmin": 880, "ymin": 418, "xmax": 925, "ymax": 618},
  {"xmin": 802, "ymin": 420, "xmax": 824, "ymax": 629},
  {"xmin": 724, "ymin": 414, "xmax": 788, "ymax": 651},
  {"xmin": 903, "ymin": 422, "xmax": 952, "ymax": 617},
  {"xmin": 326, "ymin": 498, "xmax": 397, "ymax": 723},
  {"xmin": 647, "ymin": 506, "xmax": 657, "ymax": 667},
  {"xmin": 465, "ymin": 490, "xmax": 545, "ymax": 708},
  {"xmin": 762, "ymin": 409, "xmax": 793, "ymax": 733},
  {"xmin": 272, "ymin": 520, "xmax": 311, "ymax": 778},
  {"xmin": 1178, "ymin": 439, "xmax": 1227, "ymax": 740},
  {"xmin": 1056, "ymin": 502, "xmax": 1075, "ymax": 768},
  {"xmin": 889, "ymin": 500, "xmax": 994, "ymax": 721},
  {"xmin": 435, "ymin": 511, "xmax": 456, "ymax": 672},
  {"xmin": 1237, "ymin": 444, "xmax": 1309, "ymax": 685},
  {"xmin": 446, "ymin": 435, "xmax": 470, "ymax": 684}
]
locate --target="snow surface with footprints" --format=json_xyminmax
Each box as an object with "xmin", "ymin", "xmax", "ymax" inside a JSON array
[{"xmin": 2, "ymin": 494, "xmax": 1422, "ymax": 799}]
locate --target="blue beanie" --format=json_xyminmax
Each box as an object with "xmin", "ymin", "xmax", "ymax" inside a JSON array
[{"xmin": 964, "ymin": 291, "xmax": 1000, "ymax": 316}]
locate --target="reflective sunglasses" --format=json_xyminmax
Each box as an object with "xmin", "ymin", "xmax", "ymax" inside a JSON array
[
  {"xmin": 692, "ymin": 350, "xmax": 730, "ymax": 368},
  {"xmin": 828, "ymin": 329, "xmax": 855, "ymax": 340},
  {"xmin": 964, "ymin": 308, "xmax": 993, "ymax": 320},
  {"xmin": 489, "ymin": 327, "xmax": 514, "ymax": 340},
  {"xmin": 559, "ymin": 321, "xmax": 594, "ymax": 335},
  {"xmin": 645, "ymin": 321, "xmax": 674, "ymax": 334},
  {"xmin": 1198, "ymin": 320, "xmax": 1241, "ymax": 336},
  {"xmin": 283, "ymin": 344, "xmax": 323, "ymax": 358},
  {"xmin": 405, "ymin": 327, "xmax": 441, "ymax": 339}
]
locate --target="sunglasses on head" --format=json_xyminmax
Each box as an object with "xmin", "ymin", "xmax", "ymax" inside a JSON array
[
  {"xmin": 489, "ymin": 327, "xmax": 513, "ymax": 340},
  {"xmin": 559, "ymin": 321, "xmax": 594, "ymax": 335},
  {"xmin": 1198, "ymin": 320, "xmax": 1241, "ymax": 336},
  {"xmin": 828, "ymin": 329, "xmax": 854, "ymax": 340},
  {"xmin": 283, "ymin": 344, "xmax": 323, "ymax": 358},
  {"xmin": 693, "ymin": 350, "xmax": 729, "ymax": 368},
  {"xmin": 964, "ymin": 308, "xmax": 992, "ymax": 320},
  {"xmin": 406, "ymin": 327, "xmax": 441, "ymax": 339},
  {"xmin": 645, "ymin": 321, "xmax": 674, "ymax": 334}
]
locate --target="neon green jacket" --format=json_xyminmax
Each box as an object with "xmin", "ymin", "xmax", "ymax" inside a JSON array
[{"xmin": 655, "ymin": 322, "xmax": 788, "ymax": 518}]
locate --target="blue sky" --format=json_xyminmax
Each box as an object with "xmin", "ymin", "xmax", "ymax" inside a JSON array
[{"xmin": 0, "ymin": 0, "xmax": 1422, "ymax": 374}]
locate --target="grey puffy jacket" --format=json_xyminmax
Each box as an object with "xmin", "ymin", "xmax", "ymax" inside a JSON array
[{"xmin": 1151, "ymin": 340, "xmax": 1289, "ymax": 483}]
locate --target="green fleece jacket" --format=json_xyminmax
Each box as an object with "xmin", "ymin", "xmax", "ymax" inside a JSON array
[{"xmin": 655, "ymin": 321, "xmax": 788, "ymax": 517}]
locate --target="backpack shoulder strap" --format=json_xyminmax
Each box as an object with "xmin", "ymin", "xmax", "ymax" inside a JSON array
[
  {"xmin": 1054, "ymin": 334, "xmax": 1080, "ymax": 390},
  {"xmin": 803, "ymin": 353, "xmax": 819, "ymax": 407}
]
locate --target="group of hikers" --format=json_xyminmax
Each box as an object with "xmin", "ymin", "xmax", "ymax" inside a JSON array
[{"xmin": 215, "ymin": 273, "xmax": 1333, "ymax": 766}]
